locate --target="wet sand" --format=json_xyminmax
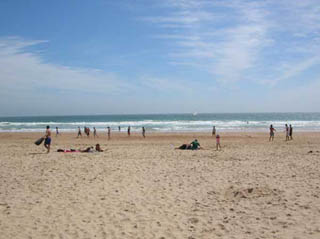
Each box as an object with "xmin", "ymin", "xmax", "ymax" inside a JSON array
[{"xmin": 0, "ymin": 132, "xmax": 320, "ymax": 239}]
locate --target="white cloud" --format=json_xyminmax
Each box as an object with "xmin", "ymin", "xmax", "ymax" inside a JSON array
[
  {"xmin": 0, "ymin": 37, "xmax": 142, "ymax": 115},
  {"xmin": 0, "ymin": 37, "xmax": 212, "ymax": 115},
  {"xmin": 143, "ymin": 0, "xmax": 320, "ymax": 85}
]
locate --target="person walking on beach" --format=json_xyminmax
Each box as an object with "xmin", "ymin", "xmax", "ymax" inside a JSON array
[
  {"xmin": 142, "ymin": 127, "xmax": 146, "ymax": 138},
  {"xmin": 289, "ymin": 124, "xmax": 293, "ymax": 140},
  {"xmin": 93, "ymin": 127, "xmax": 97, "ymax": 138},
  {"xmin": 77, "ymin": 127, "xmax": 82, "ymax": 138},
  {"xmin": 44, "ymin": 125, "xmax": 51, "ymax": 153},
  {"xmin": 212, "ymin": 126, "xmax": 216, "ymax": 136},
  {"xmin": 285, "ymin": 124, "xmax": 289, "ymax": 141},
  {"xmin": 269, "ymin": 124, "xmax": 276, "ymax": 141},
  {"xmin": 128, "ymin": 126, "xmax": 131, "ymax": 136},
  {"xmin": 118, "ymin": 126, "xmax": 121, "ymax": 132},
  {"xmin": 107, "ymin": 127, "xmax": 111, "ymax": 140},
  {"xmin": 216, "ymin": 134, "xmax": 221, "ymax": 150},
  {"xmin": 56, "ymin": 127, "xmax": 59, "ymax": 137}
]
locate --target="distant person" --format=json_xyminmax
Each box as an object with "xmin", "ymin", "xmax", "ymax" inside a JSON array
[
  {"xmin": 44, "ymin": 125, "xmax": 51, "ymax": 153},
  {"xmin": 107, "ymin": 127, "xmax": 111, "ymax": 140},
  {"xmin": 176, "ymin": 143, "xmax": 192, "ymax": 150},
  {"xmin": 56, "ymin": 127, "xmax": 59, "ymax": 137},
  {"xmin": 77, "ymin": 127, "xmax": 82, "ymax": 138},
  {"xmin": 269, "ymin": 124, "xmax": 276, "ymax": 141},
  {"xmin": 285, "ymin": 124, "xmax": 289, "ymax": 141},
  {"xmin": 212, "ymin": 126, "xmax": 216, "ymax": 136},
  {"xmin": 191, "ymin": 139, "xmax": 201, "ymax": 150},
  {"xmin": 216, "ymin": 134, "xmax": 221, "ymax": 150},
  {"xmin": 86, "ymin": 127, "xmax": 90, "ymax": 137},
  {"xmin": 176, "ymin": 139, "xmax": 202, "ymax": 150},
  {"xmin": 95, "ymin": 144, "xmax": 103, "ymax": 152},
  {"xmin": 128, "ymin": 126, "xmax": 131, "ymax": 136},
  {"xmin": 93, "ymin": 127, "xmax": 97, "ymax": 138},
  {"xmin": 118, "ymin": 126, "xmax": 121, "ymax": 132},
  {"xmin": 289, "ymin": 124, "xmax": 293, "ymax": 140},
  {"xmin": 142, "ymin": 127, "xmax": 146, "ymax": 138},
  {"xmin": 58, "ymin": 144, "xmax": 103, "ymax": 153},
  {"xmin": 81, "ymin": 144, "xmax": 104, "ymax": 153}
]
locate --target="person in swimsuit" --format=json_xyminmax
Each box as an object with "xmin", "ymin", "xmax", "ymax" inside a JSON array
[
  {"xmin": 93, "ymin": 127, "xmax": 97, "ymax": 138},
  {"xmin": 107, "ymin": 127, "xmax": 111, "ymax": 140},
  {"xmin": 142, "ymin": 127, "xmax": 146, "ymax": 138},
  {"xmin": 285, "ymin": 124, "xmax": 289, "ymax": 141},
  {"xmin": 212, "ymin": 126, "xmax": 216, "ymax": 136},
  {"xmin": 44, "ymin": 125, "xmax": 51, "ymax": 153},
  {"xmin": 77, "ymin": 127, "xmax": 82, "ymax": 138},
  {"xmin": 216, "ymin": 134, "xmax": 221, "ymax": 150},
  {"xmin": 56, "ymin": 127, "xmax": 59, "ymax": 137},
  {"xmin": 269, "ymin": 124, "xmax": 276, "ymax": 141},
  {"xmin": 128, "ymin": 126, "xmax": 131, "ymax": 136},
  {"xmin": 176, "ymin": 139, "xmax": 202, "ymax": 150},
  {"xmin": 289, "ymin": 124, "xmax": 293, "ymax": 140}
]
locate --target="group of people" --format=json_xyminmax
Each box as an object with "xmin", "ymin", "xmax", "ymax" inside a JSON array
[
  {"xmin": 269, "ymin": 124, "xmax": 293, "ymax": 141},
  {"xmin": 57, "ymin": 144, "xmax": 103, "ymax": 153},
  {"xmin": 176, "ymin": 135, "xmax": 221, "ymax": 151},
  {"xmin": 76, "ymin": 126, "xmax": 145, "ymax": 139},
  {"xmin": 39, "ymin": 124, "xmax": 294, "ymax": 153}
]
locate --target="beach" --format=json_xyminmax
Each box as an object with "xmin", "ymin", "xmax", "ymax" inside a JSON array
[{"xmin": 0, "ymin": 132, "xmax": 320, "ymax": 239}]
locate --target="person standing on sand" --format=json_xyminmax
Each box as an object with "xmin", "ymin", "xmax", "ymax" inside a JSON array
[
  {"xmin": 142, "ymin": 127, "xmax": 146, "ymax": 138},
  {"xmin": 44, "ymin": 125, "xmax": 51, "ymax": 153},
  {"xmin": 269, "ymin": 124, "xmax": 276, "ymax": 141},
  {"xmin": 128, "ymin": 126, "xmax": 131, "ymax": 136},
  {"xmin": 212, "ymin": 126, "xmax": 216, "ymax": 136},
  {"xmin": 107, "ymin": 127, "xmax": 111, "ymax": 140},
  {"xmin": 216, "ymin": 134, "xmax": 221, "ymax": 150},
  {"xmin": 118, "ymin": 126, "xmax": 121, "ymax": 132},
  {"xmin": 56, "ymin": 127, "xmax": 59, "ymax": 137},
  {"xmin": 289, "ymin": 124, "xmax": 293, "ymax": 140},
  {"xmin": 77, "ymin": 127, "xmax": 82, "ymax": 138},
  {"xmin": 93, "ymin": 127, "xmax": 97, "ymax": 138},
  {"xmin": 285, "ymin": 124, "xmax": 289, "ymax": 141}
]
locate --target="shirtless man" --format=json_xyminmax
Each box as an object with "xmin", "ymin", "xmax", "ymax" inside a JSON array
[
  {"xmin": 269, "ymin": 124, "xmax": 276, "ymax": 141},
  {"xmin": 93, "ymin": 127, "xmax": 98, "ymax": 138},
  {"xmin": 44, "ymin": 125, "xmax": 51, "ymax": 153},
  {"xmin": 107, "ymin": 127, "xmax": 111, "ymax": 140},
  {"xmin": 142, "ymin": 127, "xmax": 146, "ymax": 138}
]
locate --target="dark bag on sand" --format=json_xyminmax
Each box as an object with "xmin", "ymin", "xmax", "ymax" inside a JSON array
[{"xmin": 35, "ymin": 137, "xmax": 45, "ymax": 146}]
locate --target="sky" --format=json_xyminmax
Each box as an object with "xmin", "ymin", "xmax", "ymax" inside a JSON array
[{"xmin": 0, "ymin": 0, "xmax": 319, "ymax": 116}]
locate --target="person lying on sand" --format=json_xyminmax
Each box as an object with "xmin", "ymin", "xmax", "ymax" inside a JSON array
[
  {"xmin": 57, "ymin": 144, "xmax": 104, "ymax": 153},
  {"xmin": 175, "ymin": 139, "xmax": 202, "ymax": 150}
]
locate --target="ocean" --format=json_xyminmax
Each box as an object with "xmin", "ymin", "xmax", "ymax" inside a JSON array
[{"xmin": 0, "ymin": 113, "xmax": 320, "ymax": 133}]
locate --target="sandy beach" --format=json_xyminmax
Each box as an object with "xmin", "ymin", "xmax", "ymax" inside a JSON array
[{"xmin": 0, "ymin": 131, "xmax": 319, "ymax": 239}]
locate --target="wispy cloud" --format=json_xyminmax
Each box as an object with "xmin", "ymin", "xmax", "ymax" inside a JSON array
[
  {"xmin": 0, "ymin": 37, "xmax": 209, "ymax": 115},
  {"xmin": 0, "ymin": 37, "xmax": 133, "ymax": 95},
  {"xmin": 144, "ymin": 0, "xmax": 320, "ymax": 85}
]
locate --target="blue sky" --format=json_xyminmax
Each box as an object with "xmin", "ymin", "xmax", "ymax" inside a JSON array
[{"xmin": 0, "ymin": 0, "xmax": 319, "ymax": 116}]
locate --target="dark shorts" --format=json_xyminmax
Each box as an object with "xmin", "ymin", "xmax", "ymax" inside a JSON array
[{"xmin": 45, "ymin": 137, "xmax": 51, "ymax": 145}]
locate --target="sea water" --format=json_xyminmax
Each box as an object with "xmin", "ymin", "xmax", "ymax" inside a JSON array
[{"xmin": 0, "ymin": 113, "xmax": 320, "ymax": 132}]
